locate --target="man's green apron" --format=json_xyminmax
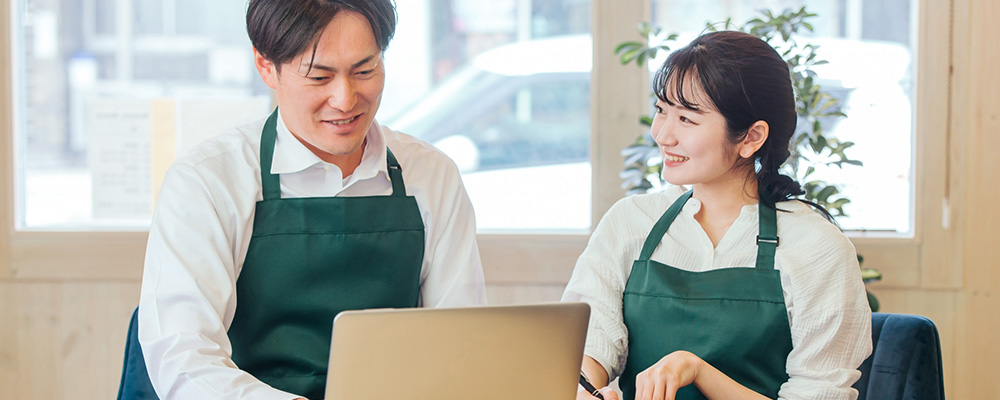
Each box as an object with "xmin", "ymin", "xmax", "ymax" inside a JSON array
[
  {"xmin": 227, "ymin": 110, "xmax": 425, "ymax": 399},
  {"xmin": 621, "ymin": 191, "xmax": 793, "ymax": 400}
]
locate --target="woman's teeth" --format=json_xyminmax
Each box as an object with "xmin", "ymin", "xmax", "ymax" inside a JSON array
[{"xmin": 664, "ymin": 154, "xmax": 689, "ymax": 162}]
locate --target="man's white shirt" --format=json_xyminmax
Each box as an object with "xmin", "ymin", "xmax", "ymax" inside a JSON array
[{"xmin": 138, "ymin": 113, "xmax": 486, "ymax": 400}]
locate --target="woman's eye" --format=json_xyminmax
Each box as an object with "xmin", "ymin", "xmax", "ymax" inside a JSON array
[
  {"xmin": 679, "ymin": 116, "xmax": 692, "ymax": 123},
  {"xmin": 654, "ymin": 105, "xmax": 664, "ymax": 114}
]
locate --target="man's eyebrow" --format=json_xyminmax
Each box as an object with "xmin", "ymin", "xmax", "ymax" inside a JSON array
[{"xmin": 300, "ymin": 54, "xmax": 380, "ymax": 72}]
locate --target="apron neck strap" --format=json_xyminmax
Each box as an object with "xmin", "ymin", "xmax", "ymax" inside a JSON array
[
  {"xmin": 259, "ymin": 109, "xmax": 409, "ymax": 200},
  {"xmin": 260, "ymin": 109, "xmax": 281, "ymax": 201},
  {"xmin": 637, "ymin": 190, "xmax": 780, "ymax": 270},
  {"xmin": 755, "ymin": 199, "xmax": 779, "ymax": 270},
  {"xmin": 638, "ymin": 190, "xmax": 692, "ymax": 261},
  {"xmin": 385, "ymin": 149, "xmax": 406, "ymax": 196}
]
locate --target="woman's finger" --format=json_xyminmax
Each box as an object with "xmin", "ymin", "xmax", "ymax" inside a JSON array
[
  {"xmin": 652, "ymin": 377, "xmax": 666, "ymax": 400},
  {"xmin": 637, "ymin": 372, "xmax": 655, "ymax": 400}
]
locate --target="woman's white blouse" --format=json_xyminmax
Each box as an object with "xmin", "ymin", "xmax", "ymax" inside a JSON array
[{"xmin": 562, "ymin": 185, "xmax": 872, "ymax": 400}]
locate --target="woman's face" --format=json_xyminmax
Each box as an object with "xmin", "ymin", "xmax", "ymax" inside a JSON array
[{"xmin": 650, "ymin": 76, "xmax": 744, "ymax": 189}]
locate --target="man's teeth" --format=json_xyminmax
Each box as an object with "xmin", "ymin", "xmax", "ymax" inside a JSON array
[
  {"xmin": 328, "ymin": 116, "xmax": 358, "ymax": 125},
  {"xmin": 664, "ymin": 154, "xmax": 689, "ymax": 162}
]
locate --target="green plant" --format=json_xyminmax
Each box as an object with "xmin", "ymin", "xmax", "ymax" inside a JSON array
[
  {"xmin": 859, "ymin": 255, "xmax": 883, "ymax": 312},
  {"xmin": 617, "ymin": 7, "xmax": 861, "ymax": 216}
]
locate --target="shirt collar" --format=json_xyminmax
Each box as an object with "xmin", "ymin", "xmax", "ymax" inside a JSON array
[{"xmin": 270, "ymin": 112, "xmax": 388, "ymax": 183}]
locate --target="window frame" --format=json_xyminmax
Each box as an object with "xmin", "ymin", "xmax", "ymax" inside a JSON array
[{"xmin": 0, "ymin": 0, "xmax": 959, "ymax": 294}]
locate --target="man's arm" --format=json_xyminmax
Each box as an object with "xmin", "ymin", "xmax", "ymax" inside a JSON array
[{"xmin": 138, "ymin": 161, "xmax": 300, "ymax": 400}]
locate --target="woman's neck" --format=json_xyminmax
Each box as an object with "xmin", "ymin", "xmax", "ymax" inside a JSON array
[{"xmin": 691, "ymin": 179, "xmax": 758, "ymax": 248}]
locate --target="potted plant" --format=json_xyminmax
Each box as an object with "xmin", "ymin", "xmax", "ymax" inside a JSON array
[{"xmin": 614, "ymin": 7, "xmax": 881, "ymax": 310}]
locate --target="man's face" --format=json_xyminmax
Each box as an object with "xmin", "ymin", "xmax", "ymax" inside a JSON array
[{"xmin": 254, "ymin": 10, "xmax": 384, "ymax": 171}]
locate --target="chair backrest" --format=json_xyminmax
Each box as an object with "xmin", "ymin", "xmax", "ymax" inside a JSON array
[
  {"xmin": 852, "ymin": 312, "xmax": 945, "ymax": 400},
  {"xmin": 116, "ymin": 307, "xmax": 159, "ymax": 400}
]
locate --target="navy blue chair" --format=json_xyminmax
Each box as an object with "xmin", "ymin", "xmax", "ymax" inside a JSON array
[
  {"xmin": 116, "ymin": 307, "xmax": 159, "ymax": 400},
  {"xmin": 853, "ymin": 312, "xmax": 945, "ymax": 400}
]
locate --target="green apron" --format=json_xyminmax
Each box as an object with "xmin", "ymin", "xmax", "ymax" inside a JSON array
[
  {"xmin": 227, "ymin": 110, "xmax": 425, "ymax": 399},
  {"xmin": 620, "ymin": 190, "xmax": 793, "ymax": 400}
]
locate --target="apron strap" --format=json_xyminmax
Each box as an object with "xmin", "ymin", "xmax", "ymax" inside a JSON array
[
  {"xmin": 260, "ymin": 109, "xmax": 281, "ymax": 201},
  {"xmin": 385, "ymin": 149, "xmax": 406, "ymax": 197},
  {"xmin": 755, "ymin": 200, "xmax": 779, "ymax": 270},
  {"xmin": 638, "ymin": 190, "xmax": 693, "ymax": 261},
  {"xmin": 259, "ymin": 108, "xmax": 409, "ymax": 199}
]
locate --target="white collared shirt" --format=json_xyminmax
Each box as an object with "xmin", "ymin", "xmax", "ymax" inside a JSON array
[
  {"xmin": 562, "ymin": 185, "xmax": 872, "ymax": 400},
  {"xmin": 138, "ymin": 112, "xmax": 487, "ymax": 400}
]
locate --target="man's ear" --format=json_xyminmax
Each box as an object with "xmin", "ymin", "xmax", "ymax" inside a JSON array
[
  {"xmin": 253, "ymin": 48, "xmax": 279, "ymax": 90},
  {"xmin": 739, "ymin": 120, "xmax": 769, "ymax": 159}
]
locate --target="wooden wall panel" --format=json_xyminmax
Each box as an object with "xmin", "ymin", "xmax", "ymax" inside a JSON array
[
  {"xmin": 15, "ymin": 284, "xmax": 61, "ymax": 399},
  {"xmin": 3, "ymin": 283, "xmax": 139, "ymax": 400},
  {"xmin": 0, "ymin": 284, "xmax": 17, "ymax": 394},
  {"xmin": 486, "ymin": 283, "xmax": 567, "ymax": 305},
  {"xmin": 958, "ymin": 0, "xmax": 1000, "ymax": 397},
  {"xmin": 57, "ymin": 283, "xmax": 138, "ymax": 399}
]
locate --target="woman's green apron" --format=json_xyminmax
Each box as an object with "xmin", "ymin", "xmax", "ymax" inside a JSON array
[
  {"xmin": 227, "ymin": 110, "xmax": 424, "ymax": 399},
  {"xmin": 621, "ymin": 191, "xmax": 793, "ymax": 399}
]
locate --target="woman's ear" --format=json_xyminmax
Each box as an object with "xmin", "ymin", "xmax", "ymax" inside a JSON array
[{"xmin": 739, "ymin": 120, "xmax": 769, "ymax": 159}]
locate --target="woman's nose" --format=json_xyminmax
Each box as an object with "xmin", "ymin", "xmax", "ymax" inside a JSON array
[{"xmin": 652, "ymin": 118, "xmax": 677, "ymax": 146}]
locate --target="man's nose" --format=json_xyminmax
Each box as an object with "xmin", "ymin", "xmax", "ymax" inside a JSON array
[{"xmin": 326, "ymin": 76, "xmax": 358, "ymax": 112}]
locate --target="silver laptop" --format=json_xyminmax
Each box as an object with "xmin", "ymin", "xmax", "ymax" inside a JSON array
[{"xmin": 325, "ymin": 302, "xmax": 590, "ymax": 400}]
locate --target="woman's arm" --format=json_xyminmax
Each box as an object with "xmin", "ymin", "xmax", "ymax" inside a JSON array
[{"xmin": 577, "ymin": 356, "xmax": 620, "ymax": 400}]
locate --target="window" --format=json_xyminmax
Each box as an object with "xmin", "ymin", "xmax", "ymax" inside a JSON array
[
  {"xmin": 15, "ymin": 0, "xmax": 268, "ymax": 229},
  {"xmin": 13, "ymin": 0, "xmax": 592, "ymax": 232},
  {"xmin": 380, "ymin": 0, "xmax": 593, "ymax": 232},
  {"xmin": 650, "ymin": 0, "xmax": 917, "ymax": 234},
  {"xmin": 2, "ymin": 0, "xmax": 955, "ymax": 288}
]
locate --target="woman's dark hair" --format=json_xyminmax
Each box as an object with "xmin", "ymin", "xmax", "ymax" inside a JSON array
[
  {"xmin": 653, "ymin": 30, "xmax": 825, "ymax": 215},
  {"xmin": 246, "ymin": 0, "xmax": 397, "ymax": 72}
]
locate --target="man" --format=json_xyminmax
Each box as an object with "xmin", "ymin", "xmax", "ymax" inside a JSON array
[{"xmin": 137, "ymin": 1, "xmax": 486, "ymax": 399}]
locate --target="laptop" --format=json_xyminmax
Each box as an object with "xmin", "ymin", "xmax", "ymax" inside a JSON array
[{"xmin": 324, "ymin": 302, "xmax": 590, "ymax": 400}]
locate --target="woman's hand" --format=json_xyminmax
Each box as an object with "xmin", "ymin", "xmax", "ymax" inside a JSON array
[
  {"xmin": 577, "ymin": 386, "xmax": 621, "ymax": 400},
  {"xmin": 633, "ymin": 350, "xmax": 703, "ymax": 400}
]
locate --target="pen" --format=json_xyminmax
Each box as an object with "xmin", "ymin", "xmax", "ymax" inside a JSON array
[{"xmin": 579, "ymin": 371, "xmax": 605, "ymax": 399}]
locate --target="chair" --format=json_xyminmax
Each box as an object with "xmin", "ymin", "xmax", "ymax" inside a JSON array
[
  {"xmin": 116, "ymin": 307, "xmax": 159, "ymax": 400},
  {"xmin": 853, "ymin": 312, "xmax": 945, "ymax": 400}
]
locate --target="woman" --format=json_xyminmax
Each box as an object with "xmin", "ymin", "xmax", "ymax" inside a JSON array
[{"xmin": 564, "ymin": 31, "xmax": 871, "ymax": 400}]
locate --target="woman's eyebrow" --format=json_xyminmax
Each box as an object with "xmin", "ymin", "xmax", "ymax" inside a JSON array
[{"xmin": 662, "ymin": 98, "xmax": 706, "ymax": 114}]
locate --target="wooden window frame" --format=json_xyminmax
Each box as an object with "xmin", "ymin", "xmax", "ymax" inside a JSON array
[{"xmin": 1, "ymin": 1, "xmax": 959, "ymax": 296}]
